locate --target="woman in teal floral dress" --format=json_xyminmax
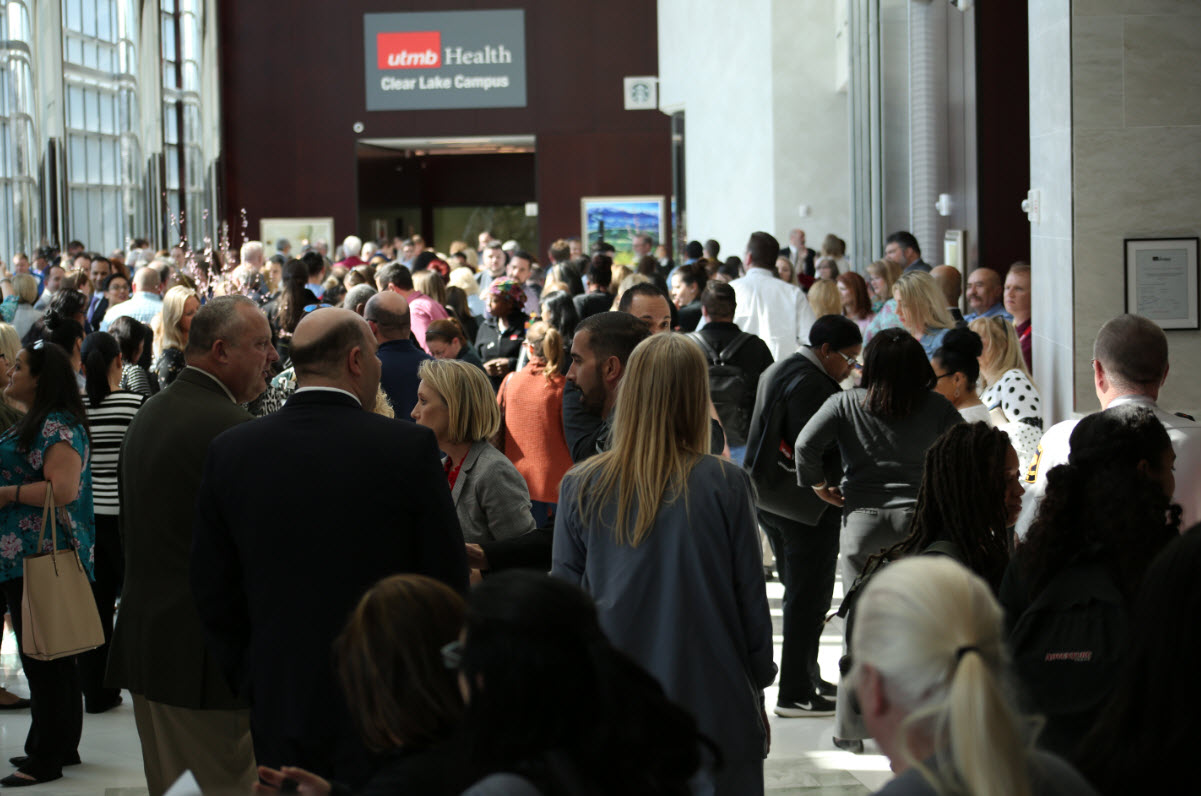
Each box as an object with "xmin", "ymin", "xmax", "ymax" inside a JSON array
[{"xmin": 0, "ymin": 341, "xmax": 94, "ymax": 787}]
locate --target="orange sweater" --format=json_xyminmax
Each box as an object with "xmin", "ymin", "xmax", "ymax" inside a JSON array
[{"xmin": 497, "ymin": 363, "xmax": 575, "ymax": 503}]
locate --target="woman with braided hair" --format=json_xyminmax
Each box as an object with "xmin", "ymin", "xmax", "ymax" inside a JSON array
[{"xmin": 884, "ymin": 422, "xmax": 1023, "ymax": 592}]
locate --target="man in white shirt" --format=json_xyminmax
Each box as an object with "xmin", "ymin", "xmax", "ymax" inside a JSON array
[
  {"xmin": 1017, "ymin": 313, "xmax": 1201, "ymax": 536},
  {"xmin": 730, "ymin": 232, "xmax": 816, "ymax": 361}
]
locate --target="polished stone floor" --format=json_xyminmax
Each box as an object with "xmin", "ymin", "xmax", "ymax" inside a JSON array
[{"xmin": 0, "ymin": 571, "xmax": 894, "ymax": 795}]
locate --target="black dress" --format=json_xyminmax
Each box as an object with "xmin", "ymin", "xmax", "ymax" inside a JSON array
[{"xmin": 152, "ymin": 347, "xmax": 186, "ymax": 391}]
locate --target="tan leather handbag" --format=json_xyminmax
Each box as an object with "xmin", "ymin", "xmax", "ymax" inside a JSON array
[{"xmin": 20, "ymin": 484, "xmax": 103, "ymax": 661}]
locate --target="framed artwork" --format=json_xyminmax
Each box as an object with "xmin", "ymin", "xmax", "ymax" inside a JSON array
[
  {"xmin": 1124, "ymin": 237, "xmax": 1200, "ymax": 330},
  {"xmin": 259, "ymin": 217, "xmax": 335, "ymax": 259},
  {"xmin": 580, "ymin": 196, "xmax": 666, "ymax": 265}
]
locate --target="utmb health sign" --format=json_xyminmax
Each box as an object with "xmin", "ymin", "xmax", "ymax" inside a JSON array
[{"xmin": 364, "ymin": 10, "xmax": 527, "ymax": 111}]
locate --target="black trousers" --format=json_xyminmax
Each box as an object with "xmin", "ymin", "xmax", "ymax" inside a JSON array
[
  {"xmin": 78, "ymin": 513, "xmax": 122, "ymax": 708},
  {"xmin": 758, "ymin": 507, "xmax": 840, "ymax": 703},
  {"xmin": 0, "ymin": 577, "xmax": 83, "ymax": 777}
]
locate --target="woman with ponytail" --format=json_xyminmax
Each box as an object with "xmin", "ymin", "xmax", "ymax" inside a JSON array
[
  {"xmin": 851, "ymin": 556, "xmax": 1096, "ymax": 796},
  {"xmin": 496, "ymin": 321, "xmax": 573, "ymax": 528},
  {"xmin": 78, "ymin": 332, "xmax": 144, "ymax": 714}
]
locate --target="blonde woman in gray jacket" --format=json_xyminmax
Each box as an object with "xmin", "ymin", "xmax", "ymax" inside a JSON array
[{"xmin": 412, "ymin": 359, "xmax": 536, "ymax": 548}]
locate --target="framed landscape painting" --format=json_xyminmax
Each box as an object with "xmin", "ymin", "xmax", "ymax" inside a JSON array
[{"xmin": 580, "ymin": 196, "xmax": 666, "ymax": 265}]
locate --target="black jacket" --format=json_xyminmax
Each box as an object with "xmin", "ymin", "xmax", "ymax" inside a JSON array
[
  {"xmin": 475, "ymin": 311, "xmax": 528, "ymax": 389},
  {"xmin": 676, "ymin": 300, "xmax": 703, "ymax": 332},
  {"xmin": 191, "ymin": 390, "xmax": 468, "ymax": 788},
  {"xmin": 743, "ymin": 352, "xmax": 843, "ymax": 524}
]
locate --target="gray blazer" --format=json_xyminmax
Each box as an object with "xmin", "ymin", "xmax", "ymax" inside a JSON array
[{"xmin": 452, "ymin": 439, "xmax": 537, "ymax": 544}]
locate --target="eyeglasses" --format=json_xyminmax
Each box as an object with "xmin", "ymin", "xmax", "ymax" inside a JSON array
[
  {"xmin": 839, "ymin": 352, "xmax": 858, "ymax": 367},
  {"xmin": 935, "ymin": 373, "xmax": 955, "ymax": 381},
  {"xmin": 440, "ymin": 639, "xmax": 463, "ymax": 670}
]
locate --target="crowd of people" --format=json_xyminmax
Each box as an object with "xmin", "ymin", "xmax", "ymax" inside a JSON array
[{"xmin": 0, "ymin": 225, "xmax": 1191, "ymax": 796}]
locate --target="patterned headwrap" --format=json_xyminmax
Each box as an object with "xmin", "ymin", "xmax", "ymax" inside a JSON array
[{"xmin": 487, "ymin": 278, "xmax": 526, "ymax": 309}]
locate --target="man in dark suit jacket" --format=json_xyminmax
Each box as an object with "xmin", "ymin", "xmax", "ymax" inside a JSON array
[
  {"xmin": 191, "ymin": 308, "xmax": 468, "ymax": 790},
  {"xmin": 363, "ymin": 290, "xmax": 429, "ymax": 418},
  {"xmin": 108, "ymin": 296, "xmax": 278, "ymax": 796}
]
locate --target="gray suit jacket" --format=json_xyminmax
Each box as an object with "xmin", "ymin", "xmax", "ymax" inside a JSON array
[
  {"xmin": 107, "ymin": 366, "xmax": 252, "ymax": 709},
  {"xmin": 451, "ymin": 439, "xmax": 536, "ymax": 544}
]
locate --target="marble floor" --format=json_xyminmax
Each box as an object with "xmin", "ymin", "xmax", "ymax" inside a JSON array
[{"xmin": 0, "ymin": 569, "xmax": 894, "ymax": 795}]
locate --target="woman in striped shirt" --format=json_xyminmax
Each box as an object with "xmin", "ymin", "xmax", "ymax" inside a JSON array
[
  {"xmin": 78, "ymin": 332, "xmax": 144, "ymax": 714},
  {"xmin": 107, "ymin": 316, "xmax": 153, "ymax": 397}
]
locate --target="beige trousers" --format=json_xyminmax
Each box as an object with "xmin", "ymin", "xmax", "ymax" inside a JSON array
[{"xmin": 131, "ymin": 694, "xmax": 258, "ymax": 796}]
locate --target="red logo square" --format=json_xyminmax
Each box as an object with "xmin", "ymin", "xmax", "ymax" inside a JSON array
[{"xmin": 377, "ymin": 31, "xmax": 442, "ymax": 69}]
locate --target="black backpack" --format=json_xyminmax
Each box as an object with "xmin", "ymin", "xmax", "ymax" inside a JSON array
[
  {"xmin": 1006, "ymin": 560, "xmax": 1128, "ymax": 755},
  {"xmin": 689, "ymin": 331, "xmax": 755, "ymax": 447}
]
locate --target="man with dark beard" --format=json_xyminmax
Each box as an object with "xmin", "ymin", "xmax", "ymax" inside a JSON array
[{"xmin": 561, "ymin": 312, "xmax": 652, "ymax": 462}]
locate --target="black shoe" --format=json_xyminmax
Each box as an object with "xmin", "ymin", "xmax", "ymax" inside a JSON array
[
  {"xmin": 0, "ymin": 769, "xmax": 62, "ymax": 787},
  {"xmin": 774, "ymin": 694, "xmax": 836, "ymax": 717},
  {"xmin": 7, "ymin": 755, "xmax": 79, "ymax": 768},
  {"xmin": 833, "ymin": 736, "xmax": 865, "ymax": 754},
  {"xmin": 85, "ymin": 693, "xmax": 123, "ymax": 714},
  {"xmin": 816, "ymin": 679, "xmax": 838, "ymax": 698}
]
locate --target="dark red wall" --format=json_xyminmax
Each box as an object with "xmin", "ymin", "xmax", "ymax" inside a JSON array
[
  {"xmin": 975, "ymin": 2, "xmax": 1030, "ymax": 271},
  {"xmin": 218, "ymin": 1, "xmax": 672, "ymax": 252}
]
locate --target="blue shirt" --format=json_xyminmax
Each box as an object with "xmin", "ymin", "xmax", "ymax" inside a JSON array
[
  {"xmin": 377, "ymin": 338, "xmax": 431, "ymax": 420},
  {"xmin": 920, "ymin": 326, "xmax": 950, "ymax": 359},
  {"xmin": 0, "ymin": 412, "xmax": 94, "ymax": 583},
  {"xmin": 100, "ymin": 291, "xmax": 163, "ymax": 331},
  {"xmin": 964, "ymin": 302, "xmax": 1012, "ymax": 323}
]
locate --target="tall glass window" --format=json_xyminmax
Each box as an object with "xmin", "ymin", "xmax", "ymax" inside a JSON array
[
  {"xmin": 162, "ymin": 0, "xmax": 202, "ymax": 242},
  {"xmin": 0, "ymin": 2, "xmax": 40, "ymax": 259},
  {"xmin": 63, "ymin": 0, "xmax": 141, "ymax": 253}
]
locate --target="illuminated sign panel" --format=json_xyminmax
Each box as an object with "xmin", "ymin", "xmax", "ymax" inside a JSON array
[{"xmin": 364, "ymin": 10, "xmax": 527, "ymax": 110}]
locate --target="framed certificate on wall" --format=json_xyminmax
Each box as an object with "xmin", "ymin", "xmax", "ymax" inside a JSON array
[{"xmin": 1124, "ymin": 237, "xmax": 1200, "ymax": 330}]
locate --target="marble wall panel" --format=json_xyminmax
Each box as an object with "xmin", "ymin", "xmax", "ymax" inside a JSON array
[
  {"xmin": 1072, "ymin": 15, "xmax": 1124, "ymax": 130},
  {"xmin": 1030, "ymin": 19, "xmax": 1073, "ymax": 139},
  {"xmin": 1074, "ymin": 0, "xmax": 1201, "ymax": 17},
  {"xmin": 1123, "ymin": 15, "xmax": 1201, "ymax": 127},
  {"xmin": 1030, "ymin": 128, "xmax": 1073, "ymax": 240}
]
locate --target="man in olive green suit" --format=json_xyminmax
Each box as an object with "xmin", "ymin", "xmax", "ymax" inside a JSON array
[{"xmin": 107, "ymin": 296, "xmax": 278, "ymax": 796}]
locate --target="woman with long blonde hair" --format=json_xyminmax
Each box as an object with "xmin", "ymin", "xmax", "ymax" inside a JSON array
[
  {"xmin": 553, "ymin": 332, "xmax": 776, "ymax": 795},
  {"xmin": 893, "ymin": 271, "xmax": 956, "ymax": 358},
  {"xmin": 970, "ymin": 315, "xmax": 1042, "ymax": 467},
  {"xmin": 151, "ymin": 285, "xmax": 199, "ymax": 390},
  {"xmin": 851, "ymin": 556, "xmax": 1094, "ymax": 796}
]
